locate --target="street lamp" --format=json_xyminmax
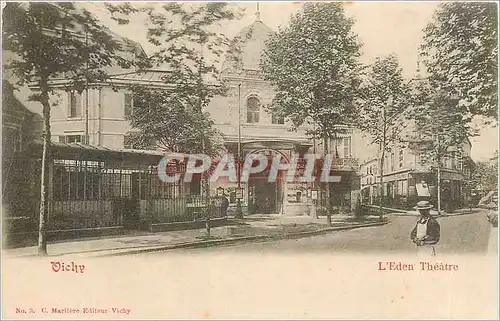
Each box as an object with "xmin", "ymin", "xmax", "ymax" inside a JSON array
[{"xmin": 235, "ymin": 83, "xmax": 243, "ymax": 218}]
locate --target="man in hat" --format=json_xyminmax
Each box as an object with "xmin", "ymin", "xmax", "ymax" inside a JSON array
[{"xmin": 410, "ymin": 200, "xmax": 440, "ymax": 256}]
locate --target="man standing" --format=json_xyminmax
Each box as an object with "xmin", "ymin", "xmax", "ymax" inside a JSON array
[{"xmin": 410, "ymin": 201, "xmax": 440, "ymax": 256}]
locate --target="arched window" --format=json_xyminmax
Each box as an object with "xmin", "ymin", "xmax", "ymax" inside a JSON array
[{"xmin": 246, "ymin": 96, "xmax": 260, "ymax": 123}]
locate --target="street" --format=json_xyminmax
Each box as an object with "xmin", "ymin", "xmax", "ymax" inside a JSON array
[{"xmin": 150, "ymin": 212, "xmax": 492, "ymax": 254}]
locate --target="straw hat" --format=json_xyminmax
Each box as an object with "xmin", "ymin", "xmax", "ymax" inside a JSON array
[{"xmin": 414, "ymin": 200, "xmax": 433, "ymax": 210}]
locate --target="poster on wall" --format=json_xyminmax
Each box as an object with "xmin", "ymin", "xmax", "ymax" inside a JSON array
[{"xmin": 416, "ymin": 182, "xmax": 431, "ymax": 197}]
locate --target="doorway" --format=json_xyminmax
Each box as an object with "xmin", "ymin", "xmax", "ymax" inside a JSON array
[{"xmin": 248, "ymin": 180, "xmax": 282, "ymax": 214}]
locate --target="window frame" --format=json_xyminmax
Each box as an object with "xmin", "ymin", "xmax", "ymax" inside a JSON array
[
  {"xmin": 271, "ymin": 109, "xmax": 284, "ymax": 125},
  {"xmin": 246, "ymin": 96, "xmax": 261, "ymax": 124},
  {"xmin": 60, "ymin": 134, "xmax": 84, "ymax": 144},
  {"xmin": 343, "ymin": 137, "xmax": 351, "ymax": 158},
  {"xmin": 68, "ymin": 91, "xmax": 82, "ymax": 119}
]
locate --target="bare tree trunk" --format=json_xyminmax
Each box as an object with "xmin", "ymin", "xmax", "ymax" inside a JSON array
[
  {"xmin": 379, "ymin": 103, "xmax": 387, "ymax": 221},
  {"xmin": 379, "ymin": 148, "xmax": 385, "ymax": 221},
  {"xmin": 437, "ymin": 162, "xmax": 442, "ymax": 215},
  {"xmin": 323, "ymin": 135, "xmax": 332, "ymax": 226},
  {"xmin": 202, "ymin": 173, "xmax": 211, "ymax": 238},
  {"xmin": 38, "ymin": 85, "xmax": 51, "ymax": 256},
  {"xmin": 436, "ymin": 134, "xmax": 442, "ymax": 215}
]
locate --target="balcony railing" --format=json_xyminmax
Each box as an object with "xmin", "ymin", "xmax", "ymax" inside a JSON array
[
  {"xmin": 332, "ymin": 158, "xmax": 359, "ymax": 171},
  {"xmin": 295, "ymin": 157, "xmax": 359, "ymax": 172}
]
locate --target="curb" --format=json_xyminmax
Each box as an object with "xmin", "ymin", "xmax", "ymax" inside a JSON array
[
  {"xmin": 98, "ymin": 221, "xmax": 389, "ymax": 257},
  {"xmin": 388, "ymin": 211, "xmax": 478, "ymax": 218}
]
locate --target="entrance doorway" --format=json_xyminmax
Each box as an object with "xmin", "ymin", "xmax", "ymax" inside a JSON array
[
  {"xmin": 248, "ymin": 180, "xmax": 283, "ymax": 214},
  {"xmin": 245, "ymin": 148, "xmax": 289, "ymax": 214}
]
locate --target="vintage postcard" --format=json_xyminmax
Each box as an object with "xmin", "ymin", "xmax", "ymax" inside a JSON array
[{"xmin": 2, "ymin": 1, "xmax": 499, "ymax": 319}]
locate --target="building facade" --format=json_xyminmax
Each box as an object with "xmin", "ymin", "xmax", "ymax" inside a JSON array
[
  {"xmin": 32, "ymin": 14, "xmax": 359, "ymax": 216},
  {"xmin": 356, "ymin": 110, "xmax": 474, "ymax": 211}
]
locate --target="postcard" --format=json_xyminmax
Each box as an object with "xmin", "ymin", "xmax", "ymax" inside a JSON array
[{"xmin": 2, "ymin": 1, "xmax": 498, "ymax": 319}]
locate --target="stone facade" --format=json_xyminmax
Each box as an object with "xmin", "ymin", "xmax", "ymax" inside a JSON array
[
  {"xmin": 30, "ymin": 16, "xmax": 360, "ymax": 216},
  {"xmin": 355, "ymin": 109, "xmax": 474, "ymax": 211}
]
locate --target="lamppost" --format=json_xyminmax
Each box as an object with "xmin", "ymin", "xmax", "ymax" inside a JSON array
[
  {"xmin": 436, "ymin": 92, "xmax": 460, "ymax": 215},
  {"xmin": 235, "ymin": 83, "xmax": 243, "ymax": 218}
]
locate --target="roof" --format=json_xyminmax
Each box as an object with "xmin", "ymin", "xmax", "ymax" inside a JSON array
[
  {"xmin": 23, "ymin": 140, "xmax": 171, "ymax": 165},
  {"xmin": 107, "ymin": 70, "xmax": 175, "ymax": 87},
  {"xmin": 222, "ymin": 18, "xmax": 275, "ymax": 73},
  {"xmin": 39, "ymin": 69, "xmax": 221, "ymax": 89}
]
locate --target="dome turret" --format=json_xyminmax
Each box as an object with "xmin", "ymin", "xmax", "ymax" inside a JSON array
[{"xmin": 222, "ymin": 15, "xmax": 274, "ymax": 74}]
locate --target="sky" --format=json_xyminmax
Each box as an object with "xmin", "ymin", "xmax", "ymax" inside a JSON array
[{"xmin": 86, "ymin": 1, "xmax": 498, "ymax": 162}]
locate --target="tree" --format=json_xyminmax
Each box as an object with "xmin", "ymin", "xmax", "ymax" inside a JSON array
[
  {"xmin": 409, "ymin": 80, "xmax": 470, "ymax": 214},
  {"xmin": 3, "ymin": 3, "xmax": 135, "ymax": 255},
  {"xmin": 471, "ymin": 153, "xmax": 498, "ymax": 196},
  {"xmin": 420, "ymin": 2, "xmax": 498, "ymax": 124},
  {"xmin": 127, "ymin": 87, "xmax": 224, "ymax": 154},
  {"xmin": 356, "ymin": 55, "xmax": 411, "ymax": 218},
  {"xmin": 260, "ymin": 3, "xmax": 363, "ymax": 219},
  {"xmin": 108, "ymin": 3, "xmax": 241, "ymax": 235}
]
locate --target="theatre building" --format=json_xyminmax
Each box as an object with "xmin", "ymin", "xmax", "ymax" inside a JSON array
[
  {"xmin": 204, "ymin": 13, "xmax": 359, "ymax": 215},
  {"xmin": 13, "ymin": 13, "xmax": 360, "ymax": 219}
]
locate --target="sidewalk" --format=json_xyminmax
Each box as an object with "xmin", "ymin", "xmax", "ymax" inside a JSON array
[
  {"xmin": 382, "ymin": 206, "xmax": 483, "ymax": 217},
  {"xmin": 3, "ymin": 214, "xmax": 388, "ymax": 258}
]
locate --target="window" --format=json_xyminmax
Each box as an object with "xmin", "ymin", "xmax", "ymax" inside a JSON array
[
  {"xmin": 399, "ymin": 149, "xmax": 404, "ymax": 168},
  {"xmin": 343, "ymin": 137, "xmax": 351, "ymax": 158},
  {"xmin": 390, "ymin": 152, "xmax": 395, "ymax": 172},
  {"xmin": 246, "ymin": 96, "xmax": 260, "ymax": 123},
  {"xmin": 450, "ymin": 152, "xmax": 457, "ymax": 170},
  {"xmin": 60, "ymin": 135, "xmax": 83, "ymax": 143},
  {"xmin": 271, "ymin": 111, "xmax": 284, "ymax": 124},
  {"xmin": 124, "ymin": 93, "xmax": 133, "ymax": 117},
  {"xmin": 68, "ymin": 91, "xmax": 82, "ymax": 118}
]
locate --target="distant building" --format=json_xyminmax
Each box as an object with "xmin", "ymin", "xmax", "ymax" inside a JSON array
[{"xmin": 355, "ymin": 106, "xmax": 475, "ymax": 211}]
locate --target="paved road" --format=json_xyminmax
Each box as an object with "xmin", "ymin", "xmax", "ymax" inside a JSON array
[{"xmin": 156, "ymin": 211, "xmax": 492, "ymax": 254}]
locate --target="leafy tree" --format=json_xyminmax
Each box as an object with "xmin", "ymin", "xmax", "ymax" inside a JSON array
[
  {"xmin": 108, "ymin": 3, "xmax": 241, "ymax": 230},
  {"xmin": 409, "ymin": 79, "xmax": 470, "ymax": 214},
  {"xmin": 260, "ymin": 3, "xmax": 363, "ymax": 218},
  {"xmin": 420, "ymin": 2, "xmax": 498, "ymax": 124},
  {"xmin": 2, "ymin": 3, "xmax": 135, "ymax": 255},
  {"xmin": 471, "ymin": 153, "xmax": 498, "ymax": 195},
  {"xmin": 356, "ymin": 55, "xmax": 411, "ymax": 218},
  {"xmin": 127, "ymin": 86, "xmax": 224, "ymax": 156}
]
